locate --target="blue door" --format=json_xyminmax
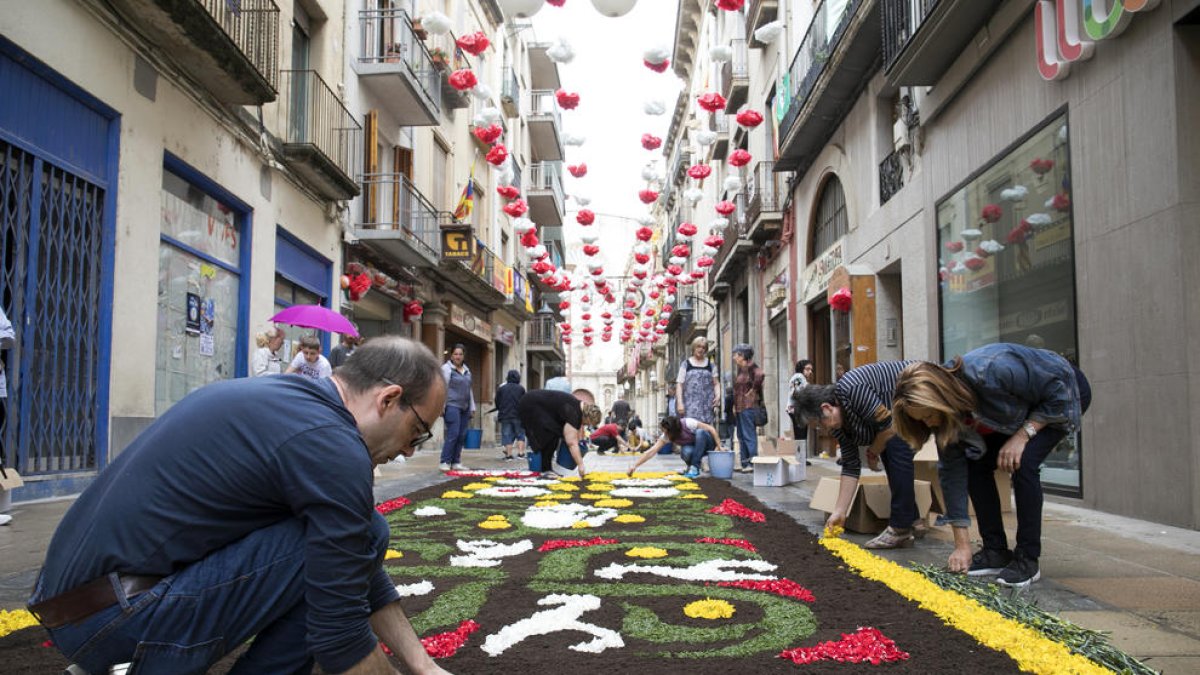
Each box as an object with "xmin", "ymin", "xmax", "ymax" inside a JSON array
[{"xmin": 0, "ymin": 41, "xmax": 117, "ymax": 498}]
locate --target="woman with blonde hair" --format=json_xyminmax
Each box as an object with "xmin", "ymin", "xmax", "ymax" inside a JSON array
[
  {"xmin": 892, "ymin": 343, "xmax": 1091, "ymax": 587},
  {"xmin": 250, "ymin": 327, "xmax": 286, "ymax": 376}
]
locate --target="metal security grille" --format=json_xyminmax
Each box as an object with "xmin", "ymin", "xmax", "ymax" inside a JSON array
[{"xmin": 0, "ymin": 140, "xmax": 103, "ymax": 475}]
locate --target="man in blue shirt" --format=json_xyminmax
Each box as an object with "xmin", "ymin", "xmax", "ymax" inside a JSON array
[{"xmin": 28, "ymin": 337, "xmax": 452, "ymax": 675}]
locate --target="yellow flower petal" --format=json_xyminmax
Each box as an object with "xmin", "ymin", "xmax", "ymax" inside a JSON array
[
  {"xmin": 571, "ymin": 521, "xmax": 592, "ymax": 529},
  {"xmin": 384, "ymin": 550, "xmax": 403, "ymax": 560},
  {"xmin": 680, "ymin": 494, "xmax": 708, "ymax": 500},
  {"xmin": 625, "ymin": 546, "xmax": 668, "ymax": 558},
  {"xmin": 478, "ymin": 521, "xmax": 512, "ymax": 529},
  {"xmin": 594, "ymin": 498, "xmax": 633, "ymax": 508},
  {"xmin": 440, "ymin": 490, "xmax": 474, "ymax": 499},
  {"xmin": 0, "ymin": 609, "xmax": 38, "ymax": 638},
  {"xmin": 486, "ymin": 515, "xmax": 507, "ymax": 521},
  {"xmin": 586, "ymin": 483, "xmax": 616, "ymax": 492},
  {"xmin": 683, "ymin": 598, "xmax": 735, "ymax": 620},
  {"xmin": 462, "ymin": 482, "xmax": 491, "ymax": 491},
  {"xmin": 548, "ymin": 482, "xmax": 579, "ymax": 492},
  {"xmin": 613, "ymin": 514, "xmax": 646, "ymax": 523}
]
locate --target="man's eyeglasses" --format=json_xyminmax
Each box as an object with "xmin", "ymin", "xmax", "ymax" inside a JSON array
[{"xmin": 381, "ymin": 378, "xmax": 433, "ymax": 448}]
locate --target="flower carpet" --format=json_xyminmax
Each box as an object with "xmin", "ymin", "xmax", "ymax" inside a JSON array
[{"xmin": 0, "ymin": 472, "xmax": 1126, "ymax": 673}]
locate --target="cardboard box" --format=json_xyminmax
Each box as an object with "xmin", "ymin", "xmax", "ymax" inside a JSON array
[
  {"xmin": 809, "ymin": 475, "xmax": 934, "ymax": 534},
  {"xmin": 782, "ymin": 456, "xmax": 806, "ymax": 483},
  {"xmin": 764, "ymin": 438, "xmax": 798, "ymax": 457},
  {"xmin": 912, "ymin": 438, "xmax": 1012, "ymax": 514},
  {"xmin": 751, "ymin": 456, "xmax": 791, "ymax": 487},
  {"xmin": 0, "ymin": 469, "xmax": 23, "ymax": 513},
  {"xmin": 756, "ymin": 436, "xmax": 776, "ymax": 455}
]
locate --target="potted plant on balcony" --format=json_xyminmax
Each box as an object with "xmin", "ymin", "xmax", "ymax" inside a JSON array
[
  {"xmin": 429, "ymin": 47, "xmax": 450, "ymax": 72},
  {"xmin": 384, "ymin": 42, "xmax": 404, "ymax": 64},
  {"xmin": 410, "ymin": 17, "xmax": 428, "ymax": 41}
]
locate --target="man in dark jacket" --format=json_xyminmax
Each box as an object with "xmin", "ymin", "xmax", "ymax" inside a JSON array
[{"xmin": 494, "ymin": 370, "xmax": 526, "ymax": 460}]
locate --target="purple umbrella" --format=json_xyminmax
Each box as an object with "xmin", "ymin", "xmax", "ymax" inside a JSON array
[{"xmin": 270, "ymin": 305, "xmax": 359, "ymax": 337}]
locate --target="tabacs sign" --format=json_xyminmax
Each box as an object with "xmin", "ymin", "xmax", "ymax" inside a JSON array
[
  {"xmin": 1035, "ymin": 0, "xmax": 1159, "ymax": 81},
  {"xmin": 441, "ymin": 228, "xmax": 476, "ymax": 260}
]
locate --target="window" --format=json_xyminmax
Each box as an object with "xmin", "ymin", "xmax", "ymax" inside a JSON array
[
  {"xmin": 811, "ymin": 174, "xmax": 847, "ymax": 260},
  {"xmin": 936, "ymin": 111, "xmax": 1080, "ymax": 492},
  {"xmin": 432, "ymin": 137, "xmax": 450, "ymax": 209},
  {"xmin": 275, "ymin": 227, "xmax": 332, "ymax": 353}
]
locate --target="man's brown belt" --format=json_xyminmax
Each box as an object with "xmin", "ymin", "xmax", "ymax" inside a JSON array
[{"xmin": 28, "ymin": 574, "xmax": 163, "ymax": 629}]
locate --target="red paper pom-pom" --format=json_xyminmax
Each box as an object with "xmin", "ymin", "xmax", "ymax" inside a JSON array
[
  {"xmin": 728, "ymin": 149, "xmax": 752, "ymax": 167},
  {"xmin": 1030, "ymin": 157, "xmax": 1054, "ymax": 176},
  {"xmin": 502, "ymin": 199, "xmax": 528, "ymax": 217},
  {"xmin": 667, "ymin": 264, "xmax": 683, "ymax": 276},
  {"xmin": 546, "ymin": 0, "xmax": 566, "ymax": 6},
  {"xmin": 981, "ymin": 203, "xmax": 1003, "ymax": 223},
  {"xmin": 634, "ymin": 252, "xmax": 650, "ymax": 264},
  {"xmin": 472, "ymin": 123, "xmax": 503, "ymax": 145},
  {"xmin": 638, "ymin": 189, "xmax": 660, "ymax": 204},
  {"xmin": 1051, "ymin": 192, "xmax": 1071, "ymax": 212},
  {"xmin": 531, "ymin": 260, "xmax": 553, "ymax": 274},
  {"xmin": 635, "ymin": 226, "xmax": 654, "ymax": 241},
  {"xmin": 576, "ymin": 209, "xmax": 595, "ymax": 225},
  {"xmin": 447, "ymin": 69, "xmax": 477, "ymax": 91},
  {"xmin": 496, "ymin": 185, "xmax": 520, "ymax": 199},
  {"xmin": 641, "ymin": 134, "xmax": 662, "ymax": 150},
  {"xmin": 830, "ymin": 286, "xmax": 852, "ymax": 312},
  {"xmin": 1006, "ymin": 226, "xmax": 1029, "ymax": 244},
  {"xmin": 716, "ymin": 0, "xmax": 746, "ymax": 10},
  {"xmin": 944, "ymin": 241, "xmax": 964, "ymax": 253},
  {"xmin": 715, "ymin": 201, "xmax": 736, "ymax": 216},
  {"xmin": 520, "ymin": 230, "xmax": 539, "ymax": 248},
  {"xmin": 677, "ymin": 222, "xmax": 698, "ymax": 236},
  {"xmin": 687, "ymin": 164, "xmax": 712, "ymax": 179},
  {"xmin": 455, "ymin": 32, "xmax": 490, "ymax": 56},
  {"xmin": 644, "ymin": 59, "xmax": 670, "ymax": 73},
  {"xmin": 348, "ymin": 273, "xmax": 372, "ymax": 302},
  {"xmin": 696, "ymin": 256, "xmax": 715, "ymax": 268},
  {"xmin": 964, "ymin": 256, "xmax": 987, "ymax": 271},
  {"xmin": 402, "ymin": 301, "xmax": 424, "ymax": 321},
  {"xmin": 697, "ymin": 92, "xmax": 727, "ymax": 112},
  {"xmin": 671, "ymin": 244, "xmax": 690, "ymax": 258},
  {"xmin": 485, "ymin": 144, "xmax": 508, "ymax": 166},
  {"xmin": 704, "ymin": 234, "xmax": 725, "ymax": 247},
  {"xmin": 558, "ymin": 300, "xmax": 570, "ymax": 311},
  {"xmin": 568, "ymin": 163, "xmax": 588, "ymax": 177},
  {"xmin": 555, "ymin": 89, "xmax": 580, "ymax": 110},
  {"xmin": 735, "ymin": 109, "xmax": 764, "ymax": 128},
  {"xmin": 583, "ymin": 244, "xmax": 600, "ymax": 256}
]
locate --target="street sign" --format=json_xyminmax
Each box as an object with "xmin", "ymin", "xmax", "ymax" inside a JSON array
[{"xmin": 441, "ymin": 228, "xmax": 475, "ymax": 260}]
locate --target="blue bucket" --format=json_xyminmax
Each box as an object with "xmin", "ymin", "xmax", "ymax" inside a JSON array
[
  {"xmin": 465, "ymin": 428, "xmax": 482, "ymax": 449},
  {"xmin": 707, "ymin": 450, "xmax": 735, "ymax": 479},
  {"xmin": 527, "ymin": 453, "xmax": 542, "ymax": 472}
]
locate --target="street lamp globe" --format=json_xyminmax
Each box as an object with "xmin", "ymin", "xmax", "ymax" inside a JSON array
[
  {"xmin": 591, "ymin": 0, "xmax": 639, "ymax": 17},
  {"xmin": 497, "ymin": 0, "xmax": 544, "ymax": 19}
]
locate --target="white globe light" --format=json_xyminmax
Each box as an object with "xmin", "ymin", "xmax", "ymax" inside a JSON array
[
  {"xmin": 591, "ymin": 0, "xmax": 638, "ymax": 17},
  {"xmin": 498, "ymin": 0, "xmax": 544, "ymax": 19}
]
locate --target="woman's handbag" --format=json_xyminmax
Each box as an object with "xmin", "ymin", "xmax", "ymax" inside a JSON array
[{"xmin": 750, "ymin": 405, "xmax": 768, "ymax": 427}]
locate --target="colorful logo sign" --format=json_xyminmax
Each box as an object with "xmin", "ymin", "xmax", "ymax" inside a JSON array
[
  {"xmin": 441, "ymin": 228, "xmax": 476, "ymax": 260},
  {"xmin": 1035, "ymin": 0, "xmax": 1159, "ymax": 81}
]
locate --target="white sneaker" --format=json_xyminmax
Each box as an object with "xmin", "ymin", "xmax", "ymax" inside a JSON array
[
  {"xmin": 0, "ymin": 514, "xmax": 11, "ymax": 526},
  {"xmin": 438, "ymin": 463, "xmax": 452, "ymax": 471},
  {"xmin": 451, "ymin": 463, "xmax": 468, "ymax": 470}
]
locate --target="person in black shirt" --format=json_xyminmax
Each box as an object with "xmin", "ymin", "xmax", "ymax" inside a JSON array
[
  {"xmin": 518, "ymin": 390, "xmax": 601, "ymax": 477},
  {"xmin": 610, "ymin": 398, "xmax": 632, "ymax": 430},
  {"xmin": 493, "ymin": 370, "xmax": 526, "ymax": 460}
]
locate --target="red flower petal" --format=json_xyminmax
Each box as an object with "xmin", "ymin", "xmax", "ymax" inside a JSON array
[
  {"xmin": 779, "ymin": 627, "xmax": 909, "ymax": 665},
  {"xmin": 706, "ymin": 498, "xmax": 765, "ymax": 522},
  {"xmin": 375, "ymin": 496, "xmax": 412, "ymax": 515}
]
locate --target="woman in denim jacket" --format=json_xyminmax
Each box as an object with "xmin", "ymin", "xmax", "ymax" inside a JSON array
[{"xmin": 892, "ymin": 343, "xmax": 1091, "ymax": 587}]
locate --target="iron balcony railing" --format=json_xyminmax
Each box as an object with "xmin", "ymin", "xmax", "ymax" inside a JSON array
[
  {"xmin": 528, "ymin": 162, "xmax": 564, "ymax": 205},
  {"xmin": 670, "ymin": 148, "xmax": 692, "ymax": 186},
  {"xmin": 528, "ymin": 89, "xmax": 564, "ymax": 128},
  {"xmin": 501, "ymin": 66, "xmax": 521, "ymax": 115},
  {"xmin": 882, "ymin": 0, "xmax": 941, "ymax": 71},
  {"xmin": 709, "ymin": 193, "xmax": 751, "ymax": 274},
  {"xmin": 463, "ymin": 241, "xmax": 507, "ymax": 295},
  {"xmin": 280, "ymin": 69, "xmax": 361, "ymax": 183},
  {"xmin": 779, "ymin": 0, "xmax": 861, "ymax": 141},
  {"xmin": 510, "ymin": 160, "xmax": 524, "ymax": 193},
  {"xmin": 709, "ymin": 110, "xmax": 730, "ymax": 134},
  {"xmin": 528, "ymin": 314, "xmax": 560, "ymax": 347},
  {"xmin": 200, "ymin": 0, "xmax": 280, "ymax": 91},
  {"xmin": 358, "ymin": 173, "xmax": 441, "ymax": 259},
  {"xmin": 879, "ymin": 149, "xmax": 905, "ymax": 204},
  {"xmin": 357, "ymin": 8, "xmax": 440, "ymax": 105},
  {"xmin": 720, "ymin": 38, "xmax": 749, "ymax": 102},
  {"xmin": 746, "ymin": 161, "xmax": 788, "ymax": 223}
]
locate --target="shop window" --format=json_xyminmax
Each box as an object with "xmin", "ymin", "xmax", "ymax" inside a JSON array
[
  {"xmin": 275, "ymin": 227, "xmax": 332, "ymax": 355},
  {"xmin": 811, "ymin": 175, "xmax": 847, "ymax": 261},
  {"xmin": 156, "ymin": 162, "xmax": 249, "ymax": 415},
  {"xmin": 936, "ymin": 110, "xmax": 1080, "ymax": 493}
]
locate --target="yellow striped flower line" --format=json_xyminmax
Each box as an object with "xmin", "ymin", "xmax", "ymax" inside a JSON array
[
  {"xmin": 0, "ymin": 608, "xmax": 37, "ymax": 638},
  {"xmin": 819, "ymin": 536, "xmax": 1109, "ymax": 674}
]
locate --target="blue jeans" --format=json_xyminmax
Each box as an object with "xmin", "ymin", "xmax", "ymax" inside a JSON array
[
  {"xmin": 41, "ymin": 513, "xmax": 392, "ymax": 674},
  {"xmin": 880, "ymin": 435, "xmax": 919, "ymax": 529},
  {"xmin": 736, "ymin": 410, "xmax": 758, "ymax": 468},
  {"xmin": 440, "ymin": 405, "xmax": 470, "ymax": 464},
  {"xmin": 500, "ymin": 419, "xmax": 525, "ymax": 446},
  {"xmin": 680, "ymin": 429, "xmax": 715, "ymax": 472}
]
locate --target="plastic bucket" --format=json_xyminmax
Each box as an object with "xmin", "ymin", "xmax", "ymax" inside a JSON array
[
  {"xmin": 707, "ymin": 450, "xmax": 735, "ymax": 479},
  {"xmin": 464, "ymin": 428, "xmax": 482, "ymax": 449},
  {"xmin": 527, "ymin": 453, "xmax": 542, "ymax": 472}
]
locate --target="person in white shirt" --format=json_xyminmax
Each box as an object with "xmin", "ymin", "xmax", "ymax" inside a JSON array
[
  {"xmin": 250, "ymin": 327, "xmax": 286, "ymax": 377},
  {"xmin": 286, "ymin": 335, "xmax": 332, "ymax": 380}
]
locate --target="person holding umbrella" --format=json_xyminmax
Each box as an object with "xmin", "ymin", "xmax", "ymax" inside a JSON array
[{"xmin": 439, "ymin": 344, "xmax": 474, "ymax": 472}]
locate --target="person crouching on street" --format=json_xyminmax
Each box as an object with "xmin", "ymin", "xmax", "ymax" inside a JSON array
[
  {"xmin": 627, "ymin": 416, "xmax": 724, "ymax": 479},
  {"xmin": 589, "ymin": 420, "xmax": 629, "ymax": 455},
  {"xmin": 517, "ymin": 389, "xmax": 601, "ymax": 478}
]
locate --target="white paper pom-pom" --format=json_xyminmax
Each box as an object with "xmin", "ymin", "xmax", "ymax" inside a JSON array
[
  {"xmin": 580, "ymin": 232, "xmax": 599, "ymax": 244},
  {"xmin": 562, "ymin": 133, "xmax": 586, "ymax": 146},
  {"xmin": 421, "ymin": 12, "xmax": 452, "ymax": 35},
  {"xmin": 636, "ymin": 215, "xmax": 656, "ymax": 227},
  {"xmin": 723, "ymin": 176, "xmax": 743, "ymax": 193},
  {"xmin": 632, "ymin": 243, "xmax": 650, "ymax": 256},
  {"xmin": 695, "ymin": 130, "xmax": 717, "ymax": 147},
  {"xmin": 684, "ymin": 187, "xmax": 703, "ymax": 205},
  {"xmin": 474, "ymin": 106, "xmax": 502, "ymax": 126},
  {"xmin": 632, "ymin": 264, "xmax": 649, "ymax": 275},
  {"xmin": 525, "ymin": 244, "xmax": 547, "ymax": 259},
  {"xmin": 1000, "ymin": 185, "xmax": 1028, "ymax": 202},
  {"xmin": 643, "ymin": 45, "xmax": 670, "ymax": 65},
  {"xmin": 709, "ymin": 218, "xmax": 729, "ymax": 231},
  {"xmin": 1026, "ymin": 213, "xmax": 1053, "ymax": 228},
  {"xmin": 641, "ymin": 166, "xmax": 660, "ymax": 182},
  {"xmin": 961, "ymin": 228, "xmax": 983, "ymax": 241},
  {"xmin": 513, "ymin": 218, "xmax": 536, "ymax": 234},
  {"xmin": 709, "ymin": 45, "xmax": 733, "ymax": 62},
  {"xmin": 754, "ymin": 20, "xmax": 784, "ymax": 44},
  {"xmin": 573, "ymin": 194, "xmax": 591, "ymax": 206},
  {"xmin": 547, "ymin": 37, "xmax": 575, "ymax": 64},
  {"xmin": 669, "ymin": 256, "xmax": 688, "ymax": 266},
  {"xmin": 643, "ymin": 99, "xmax": 666, "ymax": 116},
  {"xmin": 470, "ymin": 83, "xmax": 493, "ymax": 100},
  {"xmin": 978, "ymin": 239, "xmax": 1005, "ymax": 254},
  {"xmin": 701, "ymin": 245, "xmax": 718, "ymax": 256}
]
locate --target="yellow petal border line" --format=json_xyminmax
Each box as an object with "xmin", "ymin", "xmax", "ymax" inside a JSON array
[{"xmin": 819, "ymin": 536, "xmax": 1109, "ymax": 675}]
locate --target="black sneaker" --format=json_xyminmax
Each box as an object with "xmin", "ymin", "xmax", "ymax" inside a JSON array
[
  {"xmin": 967, "ymin": 548, "xmax": 1013, "ymax": 576},
  {"xmin": 996, "ymin": 553, "xmax": 1040, "ymax": 587}
]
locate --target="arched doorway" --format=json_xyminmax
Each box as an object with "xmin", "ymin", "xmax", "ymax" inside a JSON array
[{"xmin": 806, "ymin": 174, "xmax": 849, "ymax": 387}]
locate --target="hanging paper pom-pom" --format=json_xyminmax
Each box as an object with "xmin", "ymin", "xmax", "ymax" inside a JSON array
[
  {"xmin": 580, "ymin": 232, "xmax": 599, "ymax": 244},
  {"xmin": 568, "ymin": 163, "xmax": 588, "ymax": 177},
  {"xmin": 559, "ymin": 300, "xmax": 570, "ymax": 311},
  {"xmin": 667, "ymin": 264, "xmax": 684, "ymax": 276},
  {"xmin": 754, "ymin": 20, "xmax": 784, "ymax": 44},
  {"xmin": 680, "ymin": 187, "xmax": 702, "ymax": 206},
  {"xmin": 403, "ymin": 301, "xmax": 424, "ymax": 321},
  {"xmin": 348, "ymin": 273, "xmax": 372, "ymax": 301},
  {"xmin": 496, "ymin": 185, "xmax": 520, "ymax": 199},
  {"xmin": 669, "ymin": 255, "xmax": 688, "ymax": 266},
  {"xmin": 695, "ymin": 130, "xmax": 718, "ymax": 147},
  {"xmin": 961, "ymin": 228, "xmax": 983, "ymax": 242},
  {"xmin": 687, "ymin": 164, "xmax": 713, "ymax": 179},
  {"xmin": 728, "ymin": 149, "xmax": 752, "ymax": 167},
  {"xmin": 473, "ymin": 106, "xmax": 503, "ymax": 127},
  {"xmin": 723, "ymin": 175, "xmax": 743, "ymax": 193},
  {"xmin": 671, "ymin": 244, "xmax": 691, "ymax": 257},
  {"xmin": 512, "ymin": 217, "xmax": 536, "ymax": 234},
  {"xmin": 547, "ymin": 0, "xmax": 565, "ymax": 5},
  {"xmin": 715, "ymin": 201, "xmax": 736, "ymax": 216},
  {"xmin": 978, "ymin": 239, "xmax": 1005, "ymax": 255},
  {"xmin": 644, "ymin": 58, "xmax": 670, "ymax": 73},
  {"xmin": 562, "ymin": 133, "xmax": 586, "ymax": 146},
  {"xmin": 583, "ymin": 244, "xmax": 600, "ymax": 256},
  {"xmin": 1030, "ymin": 158, "xmax": 1054, "ymax": 177},
  {"xmin": 716, "ymin": 0, "xmax": 745, "ymax": 10},
  {"xmin": 830, "ymin": 286, "xmax": 852, "ymax": 312},
  {"xmin": 641, "ymin": 165, "xmax": 661, "ymax": 182},
  {"xmin": 677, "ymin": 222, "xmax": 698, "ymax": 237},
  {"xmin": 520, "ymin": 230, "xmax": 539, "ymax": 248},
  {"xmin": 1049, "ymin": 192, "xmax": 1071, "ymax": 212},
  {"xmin": 448, "ymin": 69, "xmax": 478, "ymax": 91},
  {"xmin": 456, "ymin": 32, "xmax": 491, "ymax": 56},
  {"xmin": 635, "ymin": 226, "xmax": 654, "ymax": 241},
  {"xmin": 485, "ymin": 144, "xmax": 509, "ymax": 166},
  {"xmin": 470, "ymin": 83, "xmax": 494, "ymax": 100},
  {"xmin": 502, "ymin": 199, "xmax": 528, "ymax": 217},
  {"xmin": 531, "ymin": 260, "xmax": 553, "ymax": 275},
  {"xmin": 634, "ymin": 252, "xmax": 650, "ymax": 264},
  {"xmin": 944, "ymin": 240, "xmax": 964, "ymax": 253},
  {"xmin": 573, "ymin": 194, "xmax": 591, "ymax": 207},
  {"xmin": 981, "ymin": 203, "xmax": 1003, "ymax": 223},
  {"xmin": 1000, "ymin": 185, "xmax": 1028, "ymax": 202},
  {"xmin": 636, "ymin": 215, "xmax": 656, "ymax": 227},
  {"xmin": 704, "ymin": 234, "xmax": 725, "ymax": 248},
  {"xmin": 641, "ymin": 134, "xmax": 662, "ymax": 150},
  {"xmin": 735, "ymin": 109, "xmax": 764, "ymax": 128},
  {"xmin": 547, "ymin": 37, "xmax": 575, "ymax": 64},
  {"xmin": 1025, "ymin": 213, "xmax": 1053, "ymax": 229},
  {"xmin": 964, "ymin": 255, "xmax": 987, "ymax": 271},
  {"xmin": 526, "ymin": 244, "xmax": 547, "ymax": 259},
  {"xmin": 697, "ymin": 92, "xmax": 727, "ymax": 112},
  {"xmin": 709, "ymin": 45, "xmax": 733, "ymax": 62},
  {"xmin": 644, "ymin": 99, "xmax": 666, "ymax": 115},
  {"xmin": 1006, "ymin": 223, "xmax": 1030, "ymax": 244},
  {"xmin": 555, "ymin": 89, "xmax": 581, "ymax": 110},
  {"xmin": 638, "ymin": 189, "xmax": 660, "ymax": 204},
  {"xmin": 576, "ymin": 209, "xmax": 595, "ymax": 225},
  {"xmin": 643, "ymin": 45, "xmax": 670, "ymax": 65},
  {"xmin": 421, "ymin": 12, "xmax": 452, "ymax": 35},
  {"xmin": 472, "ymin": 124, "xmax": 503, "ymax": 145}
]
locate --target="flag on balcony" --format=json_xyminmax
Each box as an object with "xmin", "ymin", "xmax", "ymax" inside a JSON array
[{"xmin": 453, "ymin": 162, "xmax": 476, "ymax": 220}]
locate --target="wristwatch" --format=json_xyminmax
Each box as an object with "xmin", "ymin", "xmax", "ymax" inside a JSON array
[{"xmin": 1021, "ymin": 421, "xmax": 1038, "ymax": 439}]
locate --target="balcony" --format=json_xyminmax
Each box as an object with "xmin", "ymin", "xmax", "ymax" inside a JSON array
[
  {"xmin": 104, "ymin": 0, "xmax": 279, "ymax": 104},
  {"xmin": 708, "ymin": 192, "xmax": 754, "ymax": 294},
  {"xmin": 505, "ymin": 263, "xmax": 536, "ymax": 321},
  {"xmin": 776, "ymin": 0, "xmax": 881, "ymax": 174},
  {"xmin": 354, "ymin": 173, "xmax": 443, "ymax": 267},
  {"xmin": 527, "ymin": 90, "xmax": 565, "ymax": 162},
  {"xmin": 438, "ymin": 235, "xmax": 508, "ymax": 310},
  {"xmin": 747, "ymin": 0, "xmax": 781, "ymax": 48},
  {"xmin": 527, "ymin": 314, "xmax": 565, "ymax": 361},
  {"xmin": 882, "ymin": 0, "xmax": 1004, "ymax": 87},
  {"xmin": 669, "ymin": 148, "xmax": 693, "ymax": 189},
  {"xmin": 501, "ymin": 66, "xmax": 521, "ymax": 118},
  {"xmin": 353, "ymin": 8, "xmax": 440, "ymax": 126},
  {"xmin": 745, "ymin": 161, "xmax": 790, "ymax": 240},
  {"xmin": 527, "ymin": 42, "xmax": 562, "ymax": 90},
  {"xmin": 709, "ymin": 110, "xmax": 731, "ymax": 161},
  {"xmin": 720, "ymin": 39, "xmax": 750, "ymax": 113},
  {"xmin": 280, "ymin": 70, "xmax": 361, "ymax": 200},
  {"xmin": 879, "ymin": 148, "xmax": 905, "ymax": 204},
  {"xmin": 526, "ymin": 162, "xmax": 565, "ymax": 230}
]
